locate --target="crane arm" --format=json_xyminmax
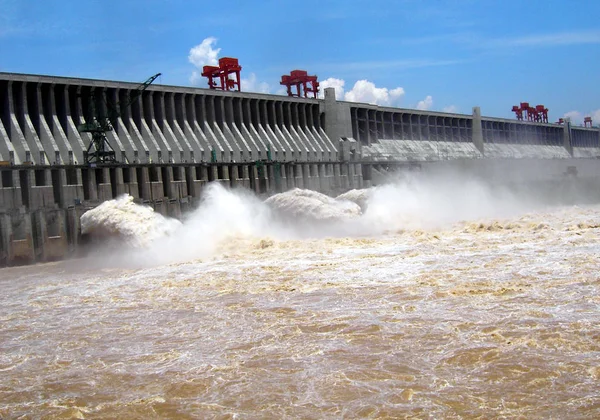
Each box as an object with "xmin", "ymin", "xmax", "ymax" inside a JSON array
[
  {"xmin": 119, "ymin": 72, "xmax": 161, "ymax": 112},
  {"xmin": 105, "ymin": 72, "xmax": 162, "ymax": 121}
]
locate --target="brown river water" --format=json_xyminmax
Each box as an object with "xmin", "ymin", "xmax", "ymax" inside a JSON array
[{"xmin": 1, "ymin": 182, "xmax": 599, "ymax": 419}]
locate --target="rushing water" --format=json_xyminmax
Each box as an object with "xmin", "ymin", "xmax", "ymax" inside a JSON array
[{"xmin": 1, "ymin": 173, "xmax": 599, "ymax": 419}]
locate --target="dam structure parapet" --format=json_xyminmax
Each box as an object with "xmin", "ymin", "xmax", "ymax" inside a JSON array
[{"xmin": 1, "ymin": 72, "xmax": 600, "ymax": 266}]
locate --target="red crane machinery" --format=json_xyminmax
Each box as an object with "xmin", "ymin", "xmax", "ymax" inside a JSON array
[
  {"xmin": 280, "ymin": 70, "xmax": 320, "ymax": 98},
  {"xmin": 584, "ymin": 116, "xmax": 593, "ymax": 127},
  {"xmin": 201, "ymin": 57, "xmax": 242, "ymax": 91},
  {"xmin": 512, "ymin": 102, "xmax": 530, "ymax": 121},
  {"xmin": 511, "ymin": 102, "xmax": 548, "ymax": 123},
  {"xmin": 556, "ymin": 118, "xmax": 565, "ymax": 124}
]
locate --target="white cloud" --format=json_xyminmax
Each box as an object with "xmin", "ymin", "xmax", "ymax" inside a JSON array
[
  {"xmin": 241, "ymin": 73, "xmax": 270, "ymax": 94},
  {"xmin": 564, "ymin": 109, "xmax": 600, "ymax": 126},
  {"xmin": 319, "ymin": 77, "xmax": 346, "ymax": 99},
  {"xmin": 318, "ymin": 78, "xmax": 404, "ymax": 106},
  {"xmin": 188, "ymin": 37, "xmax": 221, "ymax": 85},
  {"xmin": 443, "ymin": 105, "xmax": 459, "ymax": 113},
  {"xmin": 416, "ymin": 95, "xmax": 433, "ymax": 110},
  {"xmin": 564, "ymin": 111, "xmax": 583, "ymax": 124},
  {"xmin": 344, "ymin": 80, "xmax": 405, "ymax": 106},
  {"xmin": 188, "ymin": 37, "xmax": 220, "ymax": 68}
]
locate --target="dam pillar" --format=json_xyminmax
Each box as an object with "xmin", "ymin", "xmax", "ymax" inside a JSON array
[
  {"xmin": 355, "ymin": 163, "xmax": 364, "ymax": 189},
  {"xmin": 563, "ymin": 118, "xmax": 574, "ymax": 156},
  {"xmin": 0, "ymin": 169, "xmax": 22, "ymax": 210},
  {"xmin": 333, "ymin": 163, "xmax": 341, "ymax": 194},
  {"xmin": 323, "ymin": 87, "xmax": 353, "ymax": 146},
  {"xmin": 249, "ymin": 164, "xmax": 260, "ymax": 193},
  {"xmin": 348, "ymin": 163, "xmax": 355, "ymax": 189},
  {"xmin": 310, "ymin": 163, "xmax": 321, "ymax": 191},
  {"xmin": 277, "ymin": 163, "xmax": 286, "ymax": 192},
  {"xmin": 82, "ymin": 167, "xmax": 98, "ymax": 202},
  {"xmin": 221, "ymin": 165, "xmax": 230, "ymax": 186},
  {"xmin": 27, "ymin": 168, "xmax": 55, "ymax": 209},
  {"xmin": 294, "ymin": 164, "xmax": 304, "ymax": 189},
  {"xmin": 120, "ymin": 167, "xmax": 139, "ymax": 199},
  {"xmin": 97, "ymin": 168, "xmax": 112, "ymax": 202},
  {"xmin": 52, "ymin": 167, "xmax": 84, "ymax": 208},
  {"xmin": 229, "ymin": 164, "xmax": 239, "ymax": 188},
  {"xmin": 267, "ymin": 164, "xmax": 276, "ymax": 194},
  {"xmin": 318, "ymin": 164, "xmax": 328, "ymax": 194},
  {"xmin": 136, "ymin": 167, "xmax": 151, "ymax": 201},
  {"xmin": 171, "ymin": 166, "xmax": 187, "ymax": 200},
  {"xmin": 147, "ymin": 166, "xmax": 164, "ymax": 203},
  {"xmin": 110, "ymin": 167, "xmax": 127, "ymax": 197},
  {"xmin": 186, "ymin": 165, "xmax": 205, "ymax": 201},
  {"xmin": 7, "ymin": 212, "xmax": 35, "ymax": 265},
  {"xmin": 0, "ymin": 213, "xmax": 9, "ymax": 266},
  {"xmin": 472, "ymin": 106, "xmax": 484, "ymax": 155},
  {"xmin": 301, "ymin": 164, "xmax": 310, "ymax": 191},
  {"xmin": 240, "ymin": 164, "xmax": 251, "ymax": 189},
  {"xmin": 164, "ymin": 167, "xmax": 183, "ymax": 219},
  {"xmin": 32, "ymin": 208, "xmax": 68, "ymax": 262},
  {"xmin": 66, "ymin": 205, "xmax": 84, "ymax": 253}
]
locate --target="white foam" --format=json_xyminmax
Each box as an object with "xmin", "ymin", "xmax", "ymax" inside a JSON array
[
  {"xmin": 80, "ymin": 195, "xmax": 181, "ymax": 247},
  {"xmin": 80, "ymin": 169, "xmax": 572, "ymax": 267},
  {"xmin": 266, "ymin": 188, "xmax": 362, "ymax": 223},
  {"xmin": 336, "ymin": 188, "xmax": 373, "ymax": 211}
]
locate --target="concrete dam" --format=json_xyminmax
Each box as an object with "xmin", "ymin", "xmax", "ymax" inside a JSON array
[{"xmin": 1, "ymin": 71, "xmax": 600, "ymax": 266}]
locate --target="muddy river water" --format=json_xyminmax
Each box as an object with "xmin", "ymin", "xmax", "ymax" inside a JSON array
[{"xmin": 1, "ymin": 184, "xmax": 599, "ymax": 418}]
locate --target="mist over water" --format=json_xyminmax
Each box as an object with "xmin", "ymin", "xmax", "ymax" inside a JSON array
[{"xmin": 81, "ymin": 169, "xmax": 558, "ymax": 267}]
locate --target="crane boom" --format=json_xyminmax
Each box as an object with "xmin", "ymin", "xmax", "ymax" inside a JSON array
[
  {"xmin": 106, "ymin": 73, "xmax": 161, "ymax": 122},
  {"xmin": 78, "ymin": 73, "xmax": 161, "ymax": 164}
]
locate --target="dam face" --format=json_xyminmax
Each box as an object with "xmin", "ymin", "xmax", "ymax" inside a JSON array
[{"xmin": 1, "ymin": 72, "xmax": 600, "ymax": 266}]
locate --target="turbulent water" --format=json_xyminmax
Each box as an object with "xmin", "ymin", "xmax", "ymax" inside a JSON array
[{"xmin": 1, "ymin": 172, "xmax": 599, "ymax": 419}]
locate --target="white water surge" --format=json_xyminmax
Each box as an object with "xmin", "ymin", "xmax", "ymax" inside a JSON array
[
  {"xmin": 80, "ymin": 195, "xmax": 182, "ymax": 247},
  {"xmin": 266, "ymin": 188, "xmax": 362, "ymax": 223},
  {"xmin": 79, "ymin": 172, "xmax": 566, "ymax": 267}
]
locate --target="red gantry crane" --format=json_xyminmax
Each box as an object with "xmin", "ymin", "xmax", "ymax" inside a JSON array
[
  {"xmin": 201, "ymin": 57, "xmax": 242, "ymax": 91},
  {"xmin": 512, "ymin": 102, "xmax": 549, "ymax": 123},
  {"xmin": 584, "ymin": 116, "xmax": 593, "ymax": 127},
  {"xmin": 280, "ymin": 70, "xmax": 320, "ymax": 99}
]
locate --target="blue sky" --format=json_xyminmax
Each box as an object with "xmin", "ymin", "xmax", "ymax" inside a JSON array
[{"xmin": 1, "ymin": 0, "xmax": 599, "ymax": 123}]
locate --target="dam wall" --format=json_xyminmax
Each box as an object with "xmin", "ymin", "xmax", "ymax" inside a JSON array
[
  {"xmin": 1, "ymin": 73, "xmax": 600, "ymax": 266},
  {"xmin": 335, "ymin": 90, "xmax": 600, "ymax": 160},
  {"xmin": 1, "ymin": 73, "xmax": 599, "ymax": 167},
  {"xmin": 0, "ymin": 73, "xmax": 338, "ymax": 165}
]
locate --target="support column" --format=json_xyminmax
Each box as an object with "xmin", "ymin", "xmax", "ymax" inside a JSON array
[
  {"xmin": 472, "ymin": 106, "xmax": 484, "ymax": 155},
  {"xmin": 0, "ymin": 213, "xmax": 10, "ymax": 266},
  {"xmin": 295, "ymin": 164, "xmax": 304, "ymax": 189},
  {"xmin": 240, "ymin": 164, "xmax": 251, "ymax": 189},
  {"xmin": 229, "ymin": 165, "xmax": 239, "ymax": 188},
  {"xmin": 8, "ymin": 212, "xmax": 35, "ymax": 265},
  {"xmin": 278, "ymin": 163, "xmax": 287, "ymax": 192},
  {"xmin": 7, "ymin": 81, "xmax": 37, "ymax": 163},
  {"xmin": 563, "ymin": 117, "xmax": 574, "ymax": 156},
  {"xmin": 333, "ymin": 163, "xmax": 341, "ymax": 194},
  {"xmin": 0, "ymin": 169, "xmax": 22, "ymax": 209},
  {"xmin": 137, "ymin": 167, "xmax": 151, "ymax": 201},
  {"xmin": 44, "ymin": 83, "xmax": 73, "ymax": 164},
  {"xmin": 286, "ymin": 164, "xmax": 295, "ymax": 189}
]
